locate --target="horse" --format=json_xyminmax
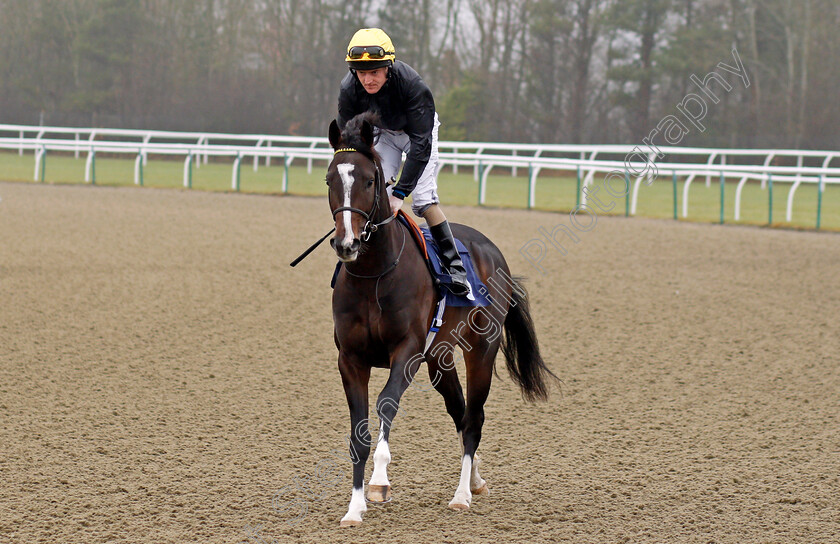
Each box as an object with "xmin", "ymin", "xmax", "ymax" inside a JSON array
[{"xmin": 325, "ymin": 112, "xmax": 556, "ymax": 526}]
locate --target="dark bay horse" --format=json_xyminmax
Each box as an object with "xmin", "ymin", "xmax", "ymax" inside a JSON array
[{"xmin": 326, "ymin": 112, "xmax": 556, "ymax": 526}]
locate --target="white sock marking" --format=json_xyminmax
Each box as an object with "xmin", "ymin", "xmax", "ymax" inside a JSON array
[
  {"xmin": 450, "ymin": 454, "xmax": 473, "ymax": 507},
  {"xmin": 369, "ymin": 422, "xmax": 391, "ymax": 487},
  {"xmin": 456, "ymin": 431, "xmax": 486, "ymax": 496},
  {"xmin": 341, "ymin": 486, "xmax": 367, "ymax": 524}
]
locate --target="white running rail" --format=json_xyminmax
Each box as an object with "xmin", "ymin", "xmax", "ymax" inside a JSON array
[{"xmin": 2, "ymin": 123, "xmax": 838, "ymax": 224}]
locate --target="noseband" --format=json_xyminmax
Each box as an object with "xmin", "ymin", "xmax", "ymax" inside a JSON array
[{"xmin": 331, "ymin": 148, "xmax": 396, "ymax": 242}]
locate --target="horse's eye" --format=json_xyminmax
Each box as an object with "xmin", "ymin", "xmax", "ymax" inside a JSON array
[
  {"xmin": 366, "ymin": 179, "xmax": 374, "ymax": 188},
  {"xmin": 325, "ymin": 178, "xmax": 330, "ymax": 186}
]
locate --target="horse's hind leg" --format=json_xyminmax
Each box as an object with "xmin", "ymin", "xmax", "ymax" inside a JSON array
[
  {"xmin": 449, "ymin": 343, "xmax": 495, "ymax": 510},
  {"xmin": 426, "ymin": 344, "xmax": 466, "ymax": 435},
  {"xmin": 426, "ymin": 346, "xmax": 489, "ymax": 504},
  {"xmin": 459, "ymin": 431, "xmax": 488, "ymax": 495}
]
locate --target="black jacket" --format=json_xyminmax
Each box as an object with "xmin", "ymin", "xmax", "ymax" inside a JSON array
[{"xmin": 337, "ymin": 60, "xmax": 435, "ymax": 197}]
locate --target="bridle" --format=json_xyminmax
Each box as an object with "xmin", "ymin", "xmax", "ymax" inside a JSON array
[
  {"xmin": 331, "ymin": 148, "xmax": 396, "ymax": 242},
  {"xmin": 288, "ymin": 146, "xmax": 397, "ymax": 268}
]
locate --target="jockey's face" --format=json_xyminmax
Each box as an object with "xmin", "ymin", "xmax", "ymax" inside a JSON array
[{"xmin": 356, "ymin": 67, "xmax": 388, "ymax": 94}]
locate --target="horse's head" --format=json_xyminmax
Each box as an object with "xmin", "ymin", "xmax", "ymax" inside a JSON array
[{"xmin": 326, "ymin": 114, "xmax": 386, "ymax": 262}]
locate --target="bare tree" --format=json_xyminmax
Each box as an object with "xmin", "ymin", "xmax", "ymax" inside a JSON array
[{"xmin": 0, "ymin": 0, "xmax": 836, "ymax": 148}]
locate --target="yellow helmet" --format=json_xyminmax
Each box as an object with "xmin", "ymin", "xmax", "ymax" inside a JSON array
[{"xmin": 345, "ymin": 28, "xmax": 395, "ymax": 70}]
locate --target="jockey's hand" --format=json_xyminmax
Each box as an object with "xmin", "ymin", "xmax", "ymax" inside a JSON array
[{"xmin": 389, "ymin": 194, "xmax": 403, "ymax": 215}]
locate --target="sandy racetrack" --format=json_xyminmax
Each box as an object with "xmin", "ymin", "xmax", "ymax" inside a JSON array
[{"xmin": 1, "ymin": 181, "xmax": 838, "ymax": 543}]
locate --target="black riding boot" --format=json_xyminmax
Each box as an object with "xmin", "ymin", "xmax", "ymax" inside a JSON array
[{"xmin": 429, "ymin": 221, "xmax": 471, "ymax": 297}]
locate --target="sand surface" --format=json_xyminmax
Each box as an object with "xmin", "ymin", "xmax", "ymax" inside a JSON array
[{"xmin": 1, "ymin": 181, "xmax": 838, "ymax": 543}]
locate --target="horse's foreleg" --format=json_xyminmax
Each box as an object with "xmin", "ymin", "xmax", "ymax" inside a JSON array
[
  {"xmin": 366, "ymin": 417, "xmax": 392, "ymax": 503},
  {"xmin": 367, "ymin": 344, "xmax": 424, "ymax": 503},
  {"xmin": 338, "ymin": 355, "xmax": 371, "ymax": 527}
]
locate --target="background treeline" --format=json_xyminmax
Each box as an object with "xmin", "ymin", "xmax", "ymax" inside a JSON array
[{"xmin": 1, "ymin": 0, "xmax": 837, "ymax": 148}]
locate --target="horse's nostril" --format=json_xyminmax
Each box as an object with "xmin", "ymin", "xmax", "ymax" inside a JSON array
[{"xmin": 332, "ymin": 237, "xmax": 359, "ymax": 258}]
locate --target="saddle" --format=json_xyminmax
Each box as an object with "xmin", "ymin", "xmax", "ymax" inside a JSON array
[{"xmin": 395, "ymin": 211, "xmax": 490, "ymax": 308}]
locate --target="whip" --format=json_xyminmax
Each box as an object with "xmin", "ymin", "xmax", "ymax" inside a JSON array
[{"xmin": 289, "ymin": 227, "xmax": 335, "ymax": 267}]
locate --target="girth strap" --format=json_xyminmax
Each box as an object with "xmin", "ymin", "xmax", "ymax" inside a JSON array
[{"xmin": 423, "ymin": 295, "xmax": 447, "ymax": 354}]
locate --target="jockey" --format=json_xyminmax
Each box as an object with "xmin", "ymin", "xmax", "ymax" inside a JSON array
[{"xmin": 336, "ymin": 28, "xmax": 470, "ymax": 297}]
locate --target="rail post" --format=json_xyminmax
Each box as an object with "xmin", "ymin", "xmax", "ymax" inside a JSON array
[
  {"xmin": 672, "ymin": 170, "xmax": 678, "ymax": 220},
  {"xmin": 33, "ymin": 147, "xmax": 39, "ymax": 181},
  {"xmin": 184, "ymin": 153, "xmax": 193, "ymax": 188},
  {"xmin": 84, "ymin": 148, "xmax": 95, "ymax": 183},
  {"xmin": 478, "ymin": 160, "xmax": 484, "ymax": 205},
  {"xmin": 624, "ymin": 170, "xmax": 630, "ymax": 217},
  {"xmin": 768, "ymin": 174, "xmax": 774, "ymax": 225},
  {"xmin": 135, "ymin": 152, "xmax": 143, "ymax": 186},
  {"xmin": 719, "ymin": 170, "xmax": 724, "ymax": 224},
  {"xmin": 575, "ymin": 165, "xmax": 581, "ymax": 208},
  {"xmin": 39, "ymin": 146, "xmax": 46, "ymax": 182},
  {"xmin": 527, "ymin": 164, "xmax": 534, "ymax": 209},
  {"xmin": 232, "ymin": 153, "xmax": 241, "ymax": 191},
  {"xmin": 816, "ymin": 175, "xmax": 823, "ymax": 230},
  {"xmin": 282, "ymin": 154, "xmax": 289, "ymax": 194}
]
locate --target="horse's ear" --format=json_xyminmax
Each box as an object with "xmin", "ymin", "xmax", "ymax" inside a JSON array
[
  {"xmin": 328, "ymin": 120, "xmax": 341, "ymax": 149},
  {"xmin": 360, "ymin": 120, "xmax": 374, "ymax": 148}
]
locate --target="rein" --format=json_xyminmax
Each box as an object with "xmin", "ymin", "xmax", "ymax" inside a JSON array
[
  {"xmin": 344, "ymin": 226, "xmax": 406, "ymax": 280},
  {"xmin": 344, "ymin": 227, "xmax": 407, "ymax": 312}
]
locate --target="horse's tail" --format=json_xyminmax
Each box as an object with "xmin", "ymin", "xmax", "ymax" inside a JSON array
[{"xmin": 500, "ymin": 277, "xmax": 557, "ymax": 402}]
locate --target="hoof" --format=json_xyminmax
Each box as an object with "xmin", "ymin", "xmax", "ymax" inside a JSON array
[
  {"xmin": 448, "ymin": 500, "xmax": 470, "ymax": 511},
  {"xmin": 471, "ymin": 483, "xmax": 489, "ymax": 495},
  {"xmin": 339, "ymin": 519, "xmax": 362, "ymax": 527},
  {"xmin": 366, "ymin": 484, "xmax": 392, "ymax": 503}
]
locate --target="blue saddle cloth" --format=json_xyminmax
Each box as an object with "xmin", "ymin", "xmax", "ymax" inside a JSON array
[
  {"xmin": 330, "ymin": 224, "xmax": 490, "ymax": 308},
  {"xmin": 420, "ymin": 227, "xmax": 490, "ymax": 307}
]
